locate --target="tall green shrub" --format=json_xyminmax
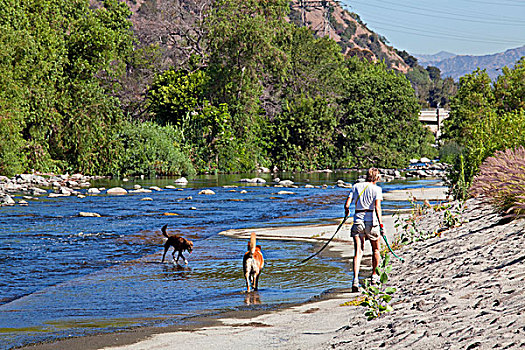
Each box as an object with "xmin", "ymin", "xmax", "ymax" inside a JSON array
[{"xmin": 118, "ymin": 121, "xmax": 195, "ymax": 177}]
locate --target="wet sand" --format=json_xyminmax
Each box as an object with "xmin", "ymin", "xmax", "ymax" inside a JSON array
[{"xmin": 26, "ymin": 186, "xmax": 525, "ymax": 349}]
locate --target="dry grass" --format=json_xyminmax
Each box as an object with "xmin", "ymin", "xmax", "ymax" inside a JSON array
[{"xmin": 470, "ymin": 146, "xmax": 525, "ymax": 219}]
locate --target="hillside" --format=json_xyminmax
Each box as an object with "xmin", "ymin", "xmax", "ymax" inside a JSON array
[
  {"xmin": 122, "ymin": 0, "xmax": 411, "ymax": 73},
  {"xmin": 288, "ymin": 0, "xmax": 410, "ymax": 72},
  {"xmin": 416, "ymin": 45, "xmax": 525, "ymax": 81}
]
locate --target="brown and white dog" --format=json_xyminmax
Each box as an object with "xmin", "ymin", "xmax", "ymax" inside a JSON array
[
  {"xmin": 243, "ymin": 232, "xmax": 264, "ymax": 292},
  {"xmin": 161, "ymin": 224, "xmax": 193, "ymax": 265}
]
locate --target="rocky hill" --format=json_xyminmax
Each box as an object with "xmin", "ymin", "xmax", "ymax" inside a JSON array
[
  {"xmin": 416, "ymin": 45, "xmax": 525, "ymax": 81},
  {"xmin": 121, "ymin": 0, "xmax": 411, "ymax": 73},
  {"xmin": 288, "ymin": 0, "xmax": 410, "ymax": 72}
]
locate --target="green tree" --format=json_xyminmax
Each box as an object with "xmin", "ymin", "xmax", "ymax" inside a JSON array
[
  {"xmin": 147, "ymin": 68, "xmax": 209, "ymax": 126},
  {"xmin": 268, "ymin": 96, "xmax": 337, "ymax": 171},
  {"xmin": 442, "ymin": 68, "xmax": 494, "ymax": 145},
  {"xmin": 0, "ymin": 0, "xmax": 137, "ymax": 174},
  {"xmin": 337, "ymin": 58, "xmax": 436, "ymax": 168},
  {"xmin": 204, "ymin": 0, "xmax": 291, "ymax": 169},
  {"xmin": 443, "ymin": 59, "xmax": 525, "ymax": 199}
]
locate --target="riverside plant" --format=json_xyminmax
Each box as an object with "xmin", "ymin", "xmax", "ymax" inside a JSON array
[
  {"xmin": 360, "ymin": 253, "xmax": 397, "ymax": 320},
  {"xmin": 394, "ymin": 195, "xmax": 466, "ymax": 244},
  {"xmin": 393, "ymin": 196, "xmax": 434, "ymax": 244},
  {"xmin": 470, "ymin": 146, "xmax": 525, "ymax": 219},
  {"xmin": 433, "ymin": 201, "xmax": 465, "ymax": 229}
]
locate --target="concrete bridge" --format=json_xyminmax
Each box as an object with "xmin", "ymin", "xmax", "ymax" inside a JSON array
[{"xmin": 419, "ymin": 108, "xmax": 449, "ymax": 139}]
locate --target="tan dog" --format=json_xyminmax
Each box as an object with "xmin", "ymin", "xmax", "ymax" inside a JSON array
[
  {"xmin": 161, "ymin": 224, "xmax": 193, "ymax": 265},
  {"xmin": 243, "ymin": 233, "xmax": 264, "ymax": 292}
]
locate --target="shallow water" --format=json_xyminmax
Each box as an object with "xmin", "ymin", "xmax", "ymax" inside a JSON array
[{"xmin": 0, "ymin": 172, "xmax": 439, "ymax": 349}]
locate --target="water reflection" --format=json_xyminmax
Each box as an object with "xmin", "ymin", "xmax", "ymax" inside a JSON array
[
  {"xmin": 161, "ymin": 264, "xmax": 192, "ymax": 281},
  {"xmin": 244, "ymin": 291, "xmax": 261, "ymax": 305}
]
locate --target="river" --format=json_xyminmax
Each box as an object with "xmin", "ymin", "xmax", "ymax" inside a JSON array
[{"xmin": 0, "ymin": 171, "xmax": 439, "ymax": 349}]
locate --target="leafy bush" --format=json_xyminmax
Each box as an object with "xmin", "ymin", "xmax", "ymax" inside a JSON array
[
  {"xmin": 360, "ymin": 253, "xmax": 397, "ymax": 320},
  {"xmin": 470, "ymin": 146, "xmax": 525, "ymax": 219},
  {"xmin": 147, "ymin": 68, "xmax": 209, "ymax": 126},
  {"xmin": 439, "ymin": 140, "xmax": 463, "ymax": 164},
  {"xmin": 0, "ymin": 112, "xmax": 26, "ymax": 176},
  {"xmin": 443, "ymin": 59, "xmax": 525, "ymax": 199},
  {"xmin": 267, "ymin": 96, "xmax": 337, "ymax": 171},
  {"xmin": 118, "ymin": 121, "xmax": 195, "ymax": 177}
]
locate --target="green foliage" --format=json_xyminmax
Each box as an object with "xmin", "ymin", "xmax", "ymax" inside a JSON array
[
  {"xmin": 444, "ymin": 59, "xmax": 525, "ymax": 199},
  {"xmin": 205, "ymin": 0, "xmax": 289, "ymax": 131},
  {"xmin": 282, "ymin": 26, "xmax": 346, "ymax": 99},
  {"xmin": 337, "ymin": 58, "xmax": 437, "ymax": 169},
  {"xmin": 0, "ymin": 0, "xmax": 135, "ymax": 175},
  {"xmin": 438, "ymin": 140, "xmax": 463, "ymax": 164},
  {"xmin": 0, "ymin": 102, "xmax": 26, "ymax": 176},
  {"xmin": 118, "ymin": 121, "xmax": 195, "ymax": 177},
  {"xmin": 360, "ymin": 254, "xmax": 396, "ymax": 320},
  {"xmin": 183, "ymin": 103, "xmax": 240, "ymax": 173},
  {"xmin": 147, "ymin": 69, "xmax": 209, "ymax": 126},
  {"xmin": 470, "ymin": 146, "xmax": 525, "ymax": 219},
  {"xmin": 267, "ymin": 96, "xmax": 337, "ymax": 171},
  {"xmin": 394, "ymin": 196, "xmax": 435, "ymax": 244},
  {"xmin": 442, "ymin": 69, "xmax": 495, "ymax": 145}
]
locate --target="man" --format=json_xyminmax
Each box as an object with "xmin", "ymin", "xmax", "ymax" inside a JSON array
[{"xmin": 344, "ymin": 167, "xmax": 384, "ymax": 292}]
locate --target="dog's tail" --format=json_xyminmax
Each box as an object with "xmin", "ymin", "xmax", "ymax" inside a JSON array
[
  {"xmin": 248, "ymin": 232, "xmax": 256, "ymax": 255},
  {"xmin": 161, "ymin": 224, "xmax": 169, "ymax": 238}
]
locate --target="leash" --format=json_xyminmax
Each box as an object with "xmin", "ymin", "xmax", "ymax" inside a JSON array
[
  {"xmin": 296, "ymin": 214, "xmax": 349, "ymax": 266},
  {"xmin": 296, "ymin": 183, "xmax": 368, "ymax": 266},
  {"xmin": 376, "ymin": 210, "xmax": 405, "ymax": 262}
]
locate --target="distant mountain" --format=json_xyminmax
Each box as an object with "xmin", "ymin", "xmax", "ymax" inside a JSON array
[
  {"xmin": 415, "ymin": 51, "xmax": 456, "ymax": 65},
  {"xmin": 415, "ymin": 46, "xmax": 525, "ymax": 81}
]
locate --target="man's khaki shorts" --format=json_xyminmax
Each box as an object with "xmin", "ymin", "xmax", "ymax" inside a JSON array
[{"xmin": 350, "ymin": 221, "xmax": 380, "ymax": 241}]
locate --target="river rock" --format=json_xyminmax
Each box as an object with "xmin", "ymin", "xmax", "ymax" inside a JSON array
[
  {"xmin": 174, "ymin": 177, "xmax": 188, "ymax": 184},
  {"xmin": 0, "ymin": 194, "xmax": 15, "ymax": 206},
  {"xmin": 79, "ymin": 212, "xmax": 101, "ymax": 217},
  {"xmin": 87, "ymin": 188, "xmax": 101, "ymax": 195},
  {"xmin": 240, "ymin": 178, "xmax": 266, "ymax": 183},
  {"xmin": 198, "ymin": 189, "xmax": 215, "ymax": 195},
  {"xmin": 107, "ymin": 187, "xmax": 128, "ymax": 195},
  {"xmin": 31, "ymin": 188, "xmax": 47, "ymax": 196},
  {"xmin": 279, "ymin": 180, "xmax": 294, "ymax": 187},
  {"xmin": 277, "ymin": 190, "xmax": 295, "ymax": 195},
  {"xmin": 130, "ymin": 188, "xmax": 152, "ymax": 193}
]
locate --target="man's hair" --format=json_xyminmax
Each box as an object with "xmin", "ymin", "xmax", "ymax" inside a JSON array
[{"xmin": 366, "ymin": 167, "xmax": 380, "ymax": 182}]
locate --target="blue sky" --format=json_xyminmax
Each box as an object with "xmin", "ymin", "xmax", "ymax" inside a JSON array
[{"xmin": 340, "ymin": 0, "xmax": 525, "ymax": 56}]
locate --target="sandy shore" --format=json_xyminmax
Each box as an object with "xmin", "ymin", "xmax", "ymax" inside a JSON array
[{"xmin": 24, "ymin": 185, "xmax": 524, "ymax": 349}]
